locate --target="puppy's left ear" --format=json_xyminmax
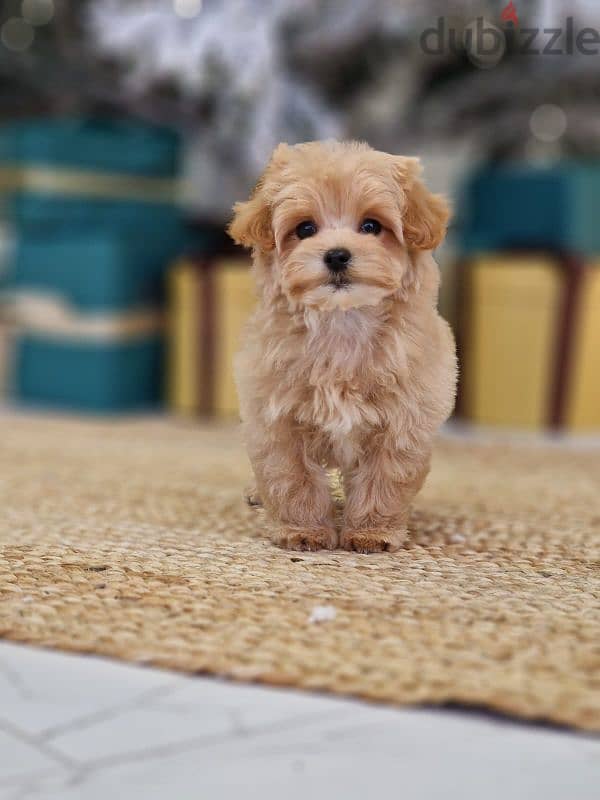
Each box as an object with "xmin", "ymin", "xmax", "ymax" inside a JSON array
[{"xmin": 393, "ymin": 157, "xmax": 450, "ymax": 251}]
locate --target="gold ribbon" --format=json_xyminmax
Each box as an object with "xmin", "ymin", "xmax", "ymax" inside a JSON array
[
  {"xmin": 0, "ymin": 165, "xmax": 182, "ymax": 205},
  {"xmin": 7, "ymin": 293, "xmax": 164, "ymax": 342}
]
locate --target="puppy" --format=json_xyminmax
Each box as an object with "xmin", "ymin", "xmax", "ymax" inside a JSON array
[{"xmin": 229, "ymin": 141, "xmax": 456, "ymax": 553}]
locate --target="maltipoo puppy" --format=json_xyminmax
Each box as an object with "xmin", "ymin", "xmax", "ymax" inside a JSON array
[{"xmin": 229, "ymin": 141, "xmax": 456, "ymax": 553}]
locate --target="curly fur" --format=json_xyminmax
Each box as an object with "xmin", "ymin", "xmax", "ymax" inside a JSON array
[{"xmin": 229, "ymin": 141, "xmax": 457, "ymax": 553}]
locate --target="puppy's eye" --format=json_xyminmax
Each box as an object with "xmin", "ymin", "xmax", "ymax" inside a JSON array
[
  {"xmin": 359, "ymin": 218, "xmax": 382, "ymax": 235},
  {"xmin": 296, "ymin": 220, "xmax": 318, "ymax": 239}
]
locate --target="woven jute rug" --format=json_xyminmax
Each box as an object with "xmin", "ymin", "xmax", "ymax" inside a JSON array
[{"xmin": 1, "ymin": 413, "xmax": 599, "ymax": 731}]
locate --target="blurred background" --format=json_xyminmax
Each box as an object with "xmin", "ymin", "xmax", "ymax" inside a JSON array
[{"xmin": 0, "ymin": 0, "xmax": 599, "ymax": 430}]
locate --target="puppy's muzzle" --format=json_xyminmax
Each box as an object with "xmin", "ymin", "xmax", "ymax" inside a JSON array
[{"xmin": 324, "ymin": 248, "xmax": 351, "ymax": 273}]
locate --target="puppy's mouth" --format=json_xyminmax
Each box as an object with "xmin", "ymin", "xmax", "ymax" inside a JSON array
[{"xmin": 328, "ymin": 274, "xmax": 351, "ymax": 290}]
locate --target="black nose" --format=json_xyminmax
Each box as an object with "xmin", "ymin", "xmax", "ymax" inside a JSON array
[{"xmin": 324, "ymin": 248, "xmax": 351, "ymax": 272}]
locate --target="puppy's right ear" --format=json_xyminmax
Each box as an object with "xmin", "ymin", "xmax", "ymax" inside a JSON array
[
  {"xmin": 228, "ymin": 143, "xmax": 291, "ymax": 252},
  {"xmin": 228, "ymin": 188, "xmax": 274, "ymax": 252}
]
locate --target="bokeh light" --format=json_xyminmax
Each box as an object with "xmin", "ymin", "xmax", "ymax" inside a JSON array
[
  {"xmin": 173, "ymin": 0, "xmax": 203, "ymax": 19},
  {"xmin": 1, "ymin": 18, "xmax": 34, "ymax": 52},
  {"xmin": 530, "ymin": 104, "xmax": 568, "ymax": 143},
  {"xmin": 21, "ymin": 0, "xmax": 55, "ymax": 27}
]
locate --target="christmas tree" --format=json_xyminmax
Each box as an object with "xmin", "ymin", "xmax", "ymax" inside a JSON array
[{"xmin": 2, "ymin": 0, "xmax": 600, "ymax": 212}]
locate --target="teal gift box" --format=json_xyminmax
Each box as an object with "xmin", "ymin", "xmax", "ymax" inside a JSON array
[
  {"xmin": 13, "ymin": 336, "xmax": 164, "ymax": 413},
  {"xmin": 461, "ymin": 162, "xmax": 600, "ymax": 256},
  {"xmin": 0, "ymin": 117, "xmax": 179, "ymax": 174},
  {"xmin": 0, "ymin": 116, "xmax": 197, "ymax": 412},
  {"xmin": 7, "ymin": 228, "xmax": 189, "ymax": 413},
  {"xmin": 10, "ymin": 227, "xmax": 187, "ymax": 310},
  {"xmin": 0, "ymin": 117, "xmax": 182, "ymax": 230}
]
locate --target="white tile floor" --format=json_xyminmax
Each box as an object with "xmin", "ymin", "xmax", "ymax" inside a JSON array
[{"xmin": 0, "ymin": 643, "xmax": 598, "ymax": 800}]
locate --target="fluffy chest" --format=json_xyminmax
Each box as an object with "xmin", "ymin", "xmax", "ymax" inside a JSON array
[
  {"xmin": 306, "ymin": 381, "xmax": 370, "ymax": 434},
  {"xmin": 292, "ymin": 308, "xmax": 408, "ymax": 436},
  {"xmin": 260, "ymin": 305, "xmax": 411, "ymax": 441}
]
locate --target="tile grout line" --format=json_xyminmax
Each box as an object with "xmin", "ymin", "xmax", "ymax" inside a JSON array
[
  {"xmin": 36, "ymin": 680, "xmax": 181, "ymax": 742},
  {"xmin": 0, "ymin": 767, "xmax": 62, "ymax": 791},
  {"xmin": 0, "ymin": 716, "xmax": 78, "ymax": 773},
  {"xmin": 0, "ymin": 704, "xmax": 352, "ymax": 795},
  {"xmin": 76, "ymin": 707, "xmax": 353, "ymax": 774},
  {"xmin": 0, "ymin": 659, "xmax": 34, "ymax": 701}
]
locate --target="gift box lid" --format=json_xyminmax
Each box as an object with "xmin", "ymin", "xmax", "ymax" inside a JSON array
[
  {"xmin": 0, "ymin": 117, "xmax": 181, "ymax": 178},
  {"xmin": 4, "ymin": 194, "xmax": 184, "ymax": 233},
  {"xmin": 7, "ymin": 221, "xmax": 217, "ymax": 311},
  {"xmin": 9, "ymin": 226, "xmax": 193, "ymax": 311},
  {"xmin": 461, "ymin": 162, "xmax": 600, "ymax": 255}
]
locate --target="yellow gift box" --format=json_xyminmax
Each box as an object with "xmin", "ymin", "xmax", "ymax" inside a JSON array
[
  {"xmin": 459, "ymin": 254, "xmax": 600, "ymax": 430},
  {"xmin": 167, "ymin": 256, "xmax": 256, "ymax": 417}
]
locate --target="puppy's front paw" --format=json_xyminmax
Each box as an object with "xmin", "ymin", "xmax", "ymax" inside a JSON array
[
  {"xmin": 340, "ymin": 527, "xmax": 406, "ymax": 554},
  {"xmin": 274, "ymin": 526, "xmax": 338, "ymax": 552}
]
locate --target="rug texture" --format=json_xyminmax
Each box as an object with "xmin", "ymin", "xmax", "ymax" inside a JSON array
[{"xmin": 1, "ymin": 413, "xmax": 599, "ymax": 731}]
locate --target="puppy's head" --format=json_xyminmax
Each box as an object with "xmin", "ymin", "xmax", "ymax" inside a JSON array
[{"xmin": 229, "ymin": 141, "xmax": 449, "ymax": 311}]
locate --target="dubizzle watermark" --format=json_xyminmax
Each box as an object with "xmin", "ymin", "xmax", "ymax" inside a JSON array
[{"xmin": 420, "ymin": 1, "xmax": 600, "ymax": 68}]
